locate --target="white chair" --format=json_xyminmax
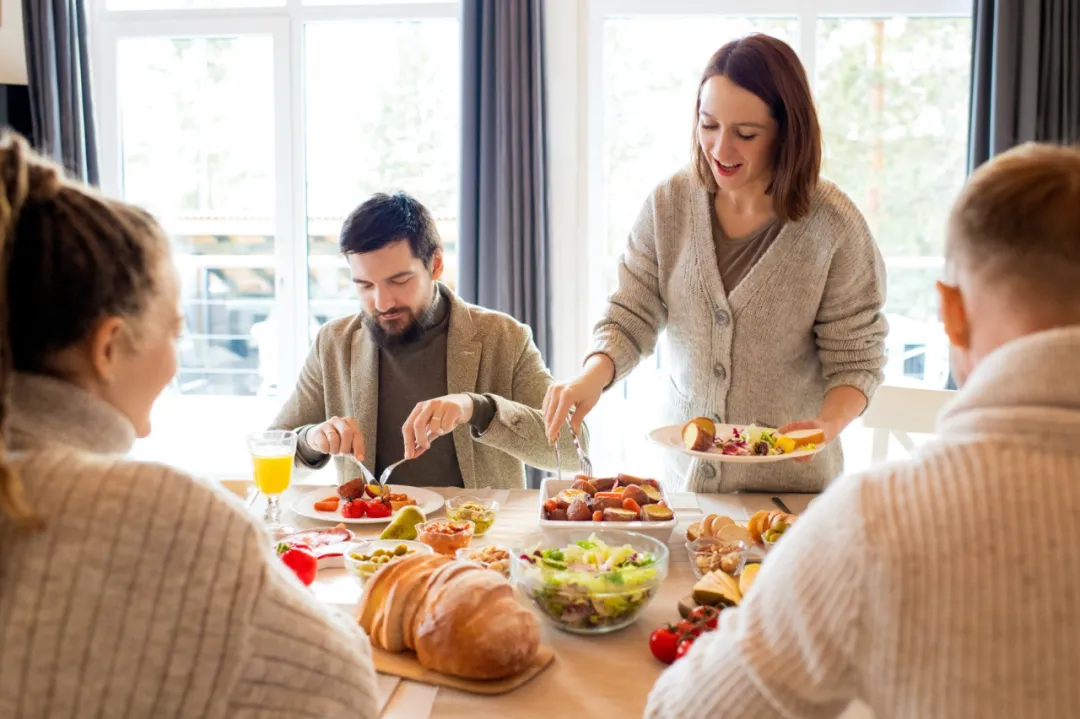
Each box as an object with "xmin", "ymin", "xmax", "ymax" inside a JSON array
[{"xmin": 862, "ymin": 385, "xmax": 955, "ymax": 461}]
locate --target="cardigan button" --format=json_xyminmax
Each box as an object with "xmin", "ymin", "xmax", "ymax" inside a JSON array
[
  {"xmin": 714, "ymin": 309, "xmax": 731, "ymax": 327},
  {"xmin": 700, "ymin": 463, "xmax": 716, "ymax": 479},
  {"xmin": 713, "ymin": 363, "xmax": 727, "ymax": 380}
]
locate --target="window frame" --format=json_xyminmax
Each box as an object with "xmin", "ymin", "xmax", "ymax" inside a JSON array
[
  {"xmin": 546, "ymin": 0, "xmax": 969, "ymax": 380},
  {"xmin": 91, "ymin": 0, "xmax": 461, "ymax": 478}
]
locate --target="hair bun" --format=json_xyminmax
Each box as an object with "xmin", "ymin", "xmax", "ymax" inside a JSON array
[{"xmin": 0, "ymin": 134, "xmax": 64, "ymax": 232}]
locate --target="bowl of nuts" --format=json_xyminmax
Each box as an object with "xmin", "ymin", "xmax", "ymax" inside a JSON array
[
  {"xmin": 685, "ymin": 536, "xmax": 764, "ymax": 579},
  {"xmin": 343, "ymin": 540, "xmax": 433, "ymax": 586},
  {"xmin": 456, "ymin": 544, "xmax": 512, "ymax": 578}
]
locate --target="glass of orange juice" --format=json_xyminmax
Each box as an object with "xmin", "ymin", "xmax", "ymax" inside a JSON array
[{"xmin": 247, "ymin": 430, "xmax": 297, "ymax": 533}]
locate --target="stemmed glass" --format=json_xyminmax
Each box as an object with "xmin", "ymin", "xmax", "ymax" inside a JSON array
[{"xmin": 247, "ymin": 429, "xmax": 297, "ymax": 536}]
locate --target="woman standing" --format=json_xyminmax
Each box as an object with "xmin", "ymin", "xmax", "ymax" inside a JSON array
[{"xmin": 544, "ymin": 34, "xmax": 887, "ymax": 492}]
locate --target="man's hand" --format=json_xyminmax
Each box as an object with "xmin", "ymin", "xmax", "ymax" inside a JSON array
[
  {"xmin": 403, "ymin": 394, "xmax": 474, "ymax": 460},
  {"xmin": 306, "ymin": 416, "xmax": 365, "ymax": 460}
]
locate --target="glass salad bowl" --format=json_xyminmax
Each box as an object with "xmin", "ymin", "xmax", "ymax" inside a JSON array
[{"xmin": 509, "ymin": 530, "xmax": 669, "ymax": 635}]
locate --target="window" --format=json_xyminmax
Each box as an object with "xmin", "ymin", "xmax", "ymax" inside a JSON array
[
  {"xmin": 94, "ymin": 3, "xmax": 461, "ymax": 477},
  {"xmin": 580, "ymin": 1, "xmax": 972, "ymax": 477},
  {"xmin": 305, "ymin": 19, "xmax": 460, "ymax": 332},
  {"xmin": 816, "ymin": 16, "xmax": 970, "ymax": 390},
  {"xmin": 117, "ymin": 35, "xmax": 277, "ymax": 398},
  {"xmin": 107, "ymin": 0, "xmax": 283, "ymax": 8}
]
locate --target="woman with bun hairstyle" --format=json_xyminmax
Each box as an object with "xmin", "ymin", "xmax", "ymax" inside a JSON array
[
  {"xmin": 0, "ymin": 134, "xmax": 378, "ymax": 718},
  {"xmin": 544, "ymin": 34, "xmax": 888, "ymax": 492}
]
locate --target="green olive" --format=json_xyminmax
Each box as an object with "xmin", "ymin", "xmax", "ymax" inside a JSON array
[{"xmin": 394, "ymin": 545, "xmax": 408, "ymax": 556}]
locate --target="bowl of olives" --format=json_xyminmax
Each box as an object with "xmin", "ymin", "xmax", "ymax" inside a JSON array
[{"xmin": 343, "ymin": 539, "xmax": 433, "ymax": 586}]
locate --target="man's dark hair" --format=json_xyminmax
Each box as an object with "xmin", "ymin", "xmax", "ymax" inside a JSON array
[{"xmin": 338, "ymin": 191, "xmax": 442, "ymax": 266}]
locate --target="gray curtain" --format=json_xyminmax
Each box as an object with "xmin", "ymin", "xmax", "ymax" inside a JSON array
[
  {"xmin": 21, "ymin": 0, "xmax": 99, "ymax": 184},
  {"xmin": 948, "ymin": 0, "xmax": 1080, "ymax": 391},
  {"xmin": 459, "ymin": 0, "xmax": 551, "ymax": 358},
  {"xmin": 459, "ymin": 0, "xmax": 551, "ymax": 488},
  {"xmin": 968, "ymin": 0, "xmax": 1080, "ymax": 171}
]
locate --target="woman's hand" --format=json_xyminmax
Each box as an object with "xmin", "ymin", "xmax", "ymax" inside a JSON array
[
  {"xmin": 777, "ymin": 418, "xmax": 842, "ymax": 463},
  {"xmin": 542, "ymin": 355, "xmax": 615, "ymax": 444},
  {"xmin": 779, "ymin": 386, "xmax": 868, "ymax": 461},
  {"xmin": 402, "ymin": 394, "xmax": 474, "ymax": 459}
]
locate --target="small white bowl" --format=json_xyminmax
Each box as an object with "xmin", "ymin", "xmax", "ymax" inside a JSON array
[{"xmin": 342, "ymin": 539, "xmax": 432, "ymax": 586}]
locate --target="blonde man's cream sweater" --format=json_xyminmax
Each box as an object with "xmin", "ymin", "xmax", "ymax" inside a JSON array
[{"xmin": 646, "ymin": 327, "xmax": 1080, "ymax": 718}]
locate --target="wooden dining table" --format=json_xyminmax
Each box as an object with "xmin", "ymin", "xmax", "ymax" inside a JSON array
[{"xmin": 233, "ymin": 482, "xmax": 872, "ymax": 719}]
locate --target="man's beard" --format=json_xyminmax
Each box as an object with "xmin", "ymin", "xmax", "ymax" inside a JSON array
[{"xmin": 362, "ymin": 296, "xmax": 440, "ymax": 350}]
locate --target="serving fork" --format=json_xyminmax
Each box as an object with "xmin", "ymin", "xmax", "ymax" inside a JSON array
[{"xmin": 553, "ymin": 420, "xmax": 592, "ymax": 477}]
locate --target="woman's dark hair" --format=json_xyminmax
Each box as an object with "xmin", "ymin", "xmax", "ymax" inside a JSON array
[
  {"xmin": 0, "ymin": 132, "xmax": 167, "ymax": 530},
  {"xmin": 338, "ymin": 191, "xmax": 441, "ymax": 266},
  {"xmin": 691, "ymin": 33, "xmax": 822, "ymax": 222}
]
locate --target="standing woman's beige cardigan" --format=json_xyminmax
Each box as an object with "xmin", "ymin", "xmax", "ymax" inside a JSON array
[{"xmin": 591, "ymin": 168, "xmax": 888, "ymax": 492}]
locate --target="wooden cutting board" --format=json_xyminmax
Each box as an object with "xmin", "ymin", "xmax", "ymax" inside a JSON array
[
  {"xmin": 678, "ymin": 594, "xmax": 699, "ymax": 619},
  {"xmin": 372, "ymin": 644, "xmax": 555, "ymax": 695}
]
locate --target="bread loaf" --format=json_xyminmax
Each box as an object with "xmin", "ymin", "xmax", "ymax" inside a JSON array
[
  {"xmin": 356, "ymin": 555, "xmax": 541, "ymax": 680},
  {"xmin": 414, "ymin": 568, "xmax": 541, "ymax": 680}
]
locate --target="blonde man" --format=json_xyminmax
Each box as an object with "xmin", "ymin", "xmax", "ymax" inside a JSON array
[{"xmin": 646, "ymin": 143, "xmax": 1080, "ymax": 718}]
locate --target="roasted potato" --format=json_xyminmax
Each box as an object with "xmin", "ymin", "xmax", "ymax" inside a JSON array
[
  {"xmin": 681, "ymin": 417, "xmax": 716, "ymax": 451},
  {"xmin": 602, "ymin": 508, "xmax": 638, "ymax": 522},
  {"xmin": 571, "ymin": 478, "xmax": 598, "ymax": 496},
  {"xmin": 566, "ymin": 498, "xmax": 592, "ymax": 522},
  {"xmin": 622, "ymin": 484, "xmax": 653, "ymax": 506},
  {"xmin": 640, "ymin": 484, "xmax": 663, "ymax": 503},
  {"xmin": 592, "ymin": 477, "xmax": 619, "ymax": 492},
  {"xmin": 642, "ymin": 504, "xmax": 674, "ymax": 522},
  {"xmin": 555, "ymin": 488, "xmax": 589, "ymax": 509}
]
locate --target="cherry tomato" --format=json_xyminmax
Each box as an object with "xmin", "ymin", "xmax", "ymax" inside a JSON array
[
  {"xmin": 688, "ymin": 605, "xmax": 720, "ymax": 630},
  {"xmin": 341, "ymin": 499, "xmax": 368, "ymax": 519},
  {"xmin": 675, "ymin": 619, "xmax": 703, "ymax": 639},
  {"xmin": 675, "ymin": 637, "xmax": 696, "ymax": 660},
  {"xmin": 365, "ymin": 500, "xmax": 392, "ymax": 519},
  {"xmin": 648, "ymin": 626, "xmax": 679, "ymax": 665},
  {"xmin": 277, "ymin": 541, "xmax": 318, "ymax": 586}
]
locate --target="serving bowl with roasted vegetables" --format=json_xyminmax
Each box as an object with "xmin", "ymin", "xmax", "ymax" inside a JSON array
[{"xmin": 538, "ymin": 475, "xmax": 677, "ymax": 542}]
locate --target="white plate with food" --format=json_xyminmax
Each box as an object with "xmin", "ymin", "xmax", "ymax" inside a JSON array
[
  {"xmin": 648, "ymin": 418, "xmax": 825, "ymax": 463},
  {"xmin": 291, "ymin": 484, "xmax": 444, "ymax": 525},
  {"xmin": 537, "ymin": 475, "xmax": 677, "ymax": 542}
]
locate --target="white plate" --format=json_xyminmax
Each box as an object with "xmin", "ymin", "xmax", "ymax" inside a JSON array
[
  {"xmin": 291, "ymin": 485, "xmax": 444, "ymax": 525},
  {"xmin": 647, "ymin": 424, "xmax": 824, "ymax": 463}
]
